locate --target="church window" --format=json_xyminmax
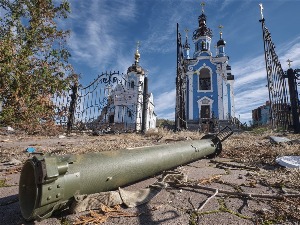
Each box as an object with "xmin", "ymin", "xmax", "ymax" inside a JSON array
[
  {"xmin": 201, "ymin": 41, "xmax": 205, "ymax": 50},
  {"xmin": 130, "ymin": 81, "xmax": 135, "ymax": 89},
  {"xmin": 199, "ymin": 68, "xmax": 211, "ymax": 90},
  {"xmin": 200, "ymin": 105, "xmax": 210, "ymax": 118}
]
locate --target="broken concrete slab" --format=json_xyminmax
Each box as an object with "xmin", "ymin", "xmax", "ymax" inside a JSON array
[
  {"xmin": 269, "ymin": 136, "xmax": 291, "ymax": 144},
  {"xmin": 276, "ymin": 156, "xmax": 300, "ymax": 168}
]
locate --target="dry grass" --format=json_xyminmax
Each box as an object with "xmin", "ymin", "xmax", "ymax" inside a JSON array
[
  {"xmin": 222, "ymin": 131, "xmax": 300, "ymax": 166},
  {"xmin": 221, "ymin": 130, "xmax": 300, "ymax": 223},
  {"xmin": 1, "ymin": 127, "xmax": 300, "ymax": 223}
]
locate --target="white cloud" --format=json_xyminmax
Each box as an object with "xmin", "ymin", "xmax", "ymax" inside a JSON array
[
  {"xmin": 141, "ymin": 1, "xmax": 196, "ymax": 54},
  {"xmin": 154, "ymin": 89, "xmax": 176, "ymax": 118},
  {"xmin": 67, "ymin": 0, "xmax": 137, "ymax": 70},
  {"xmin": 159, "ymin": 111, "xmax": 175, "ymax": 120},
  {"xmin": 232, "ymin": 35, "xmax": 300, "ymax": 123}
]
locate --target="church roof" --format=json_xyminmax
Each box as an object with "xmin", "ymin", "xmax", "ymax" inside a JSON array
[
  {"xmin": 193, "ymin": 13, "xmax": 213, "ymax": 40},
  {"xmin": 217, "ymin": 25, "xmax": 226, "ymax": 46},
  {"xmin": 127, "ymin": 62, "xmax": 145, "ymax": 75},
  {"xmin": 184, "ymin": 36, "xmax": 190, "ymax": 49},
  {"xmin": 217, "ymin": 38, "xmax": 226, "ymax": 46}
]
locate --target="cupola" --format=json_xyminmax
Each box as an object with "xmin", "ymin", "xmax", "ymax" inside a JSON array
[
  {"xmin": 192, "ymin": 2, "xmax": 213, "ymax": 57},
  {"xmin": 217, "ymin": 25, "xmax": 226, "ymax": 57},
  {"xmin": 127, "ymin": 41, "xmax": 145, "ymax": 75}
]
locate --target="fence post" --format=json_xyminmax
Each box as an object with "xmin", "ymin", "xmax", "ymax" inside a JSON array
[
  {"xmin": 286, "ymin": 68, "xmax": 300, "ymax": 133},
  {"xmin": 141, "ymin": 77, "xmax": 148, "ymax": 133},
  {"xmin": 67, "ymin": 82, "xmax": 78, "ymax": 133}
]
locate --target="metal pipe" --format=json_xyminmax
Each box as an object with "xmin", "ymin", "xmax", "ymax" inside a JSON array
[{"xmin": 19, "ymin": 127, "xmax": 232, "ymax": 221}]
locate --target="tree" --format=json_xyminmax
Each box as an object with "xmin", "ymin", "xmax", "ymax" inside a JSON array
[{"xmin": 0, "ymin": 0, "xmax": 76, "ymax": 133}]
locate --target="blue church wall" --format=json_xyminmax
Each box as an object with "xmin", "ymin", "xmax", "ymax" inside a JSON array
[
  {"xmin": 188, "ymin": 59, "xmax": 219, "ymax": 120},
  {"xmin": 179, "ymin": 4, "xmax": 235, "ymax": 126}
]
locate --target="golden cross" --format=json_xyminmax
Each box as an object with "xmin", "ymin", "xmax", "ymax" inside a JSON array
[
  {"xmin": 184, "ymin": 28, "xmax": 189, "ymax": 38},
  {"xmin": 218, "ymin": 25, "xmax": 223, "ymax": 33},
  {"xmin": 287, "ymin": 59, "xmax": 293, "ymax": 68},
  {"xmin": 218, "ymin": 25, "xmax": 223, "ymax": 38},
  {"xmin": 259, "ymin": 3, "xmax": 264, "ymax": 19},
  {"xmin": 136, "ymin": 41, "xmax": 140, "ymax": 51},
  {"xmin": 201, "ymin": 2, "xmax": 205, "ymax": 13}
]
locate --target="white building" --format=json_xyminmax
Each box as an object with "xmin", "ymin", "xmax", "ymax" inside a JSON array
[{"xmin": 104, "ymin": 46, "xmax": 156, "ymax": 132}]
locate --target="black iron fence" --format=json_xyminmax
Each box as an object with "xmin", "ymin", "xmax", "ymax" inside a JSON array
[
  {"xmin": 260, "ymin": 15, "xmax": 300, "ymax": 133},
  {"xmin": 53, "ymin": 71, "xmax": 144, "ymax": 133}
]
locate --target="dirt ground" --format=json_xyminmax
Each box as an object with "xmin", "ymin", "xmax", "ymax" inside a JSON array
[{"xmin": 0, "ymin": 128, "xmax": 300, "ymax": 225}]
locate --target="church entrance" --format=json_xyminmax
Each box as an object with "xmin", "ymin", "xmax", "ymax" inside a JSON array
[
  {"xmin": 109, "ymin": 114, "xmax": 114, "ymax": 123},
  {"xmin": 200, "ymin": 105, "xmax": 210, "ymax": 119}
]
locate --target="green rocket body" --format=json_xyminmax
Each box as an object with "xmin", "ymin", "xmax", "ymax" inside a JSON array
[{"xmin": 19, "ymin": 138, "xmax": 221, "ymax": 220}]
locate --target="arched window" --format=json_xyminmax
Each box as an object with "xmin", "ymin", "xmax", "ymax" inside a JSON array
[
  {"xmin": 130, "ymin": 81, "xmax": 135, "ymax": 89},
  {"xmin": 199, "ymin": 68, "xmax": 211, "ymax": 90},
  {"xmin": 201, "ymin": 41, "xmax": 205, "ymax": 50}
]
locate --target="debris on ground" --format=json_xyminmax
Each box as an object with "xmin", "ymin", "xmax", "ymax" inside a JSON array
[
  {"xmin": 0, "ymin": 128, "xmax": 300, "ymax": 224},
  {"xmin": 25, "ymin": 147, "xmax": 36, "ymax": 153},
  {"xmin": 3, "ymin": 158, "xmax": 22, "ymax": 166},
  {"xmin": 269, "ymin": 135, "xmax": 292, "ymax": 144},
  {"xmin": 74, "ymin": 205, "xmax": 138, "ymax": 225},
  {"xmin": 276, "ymin": 155, "xmax": 300, "ymax": 168}
]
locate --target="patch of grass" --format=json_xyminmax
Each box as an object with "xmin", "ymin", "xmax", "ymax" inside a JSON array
[
  {"xmin": 262, "ymin": 220, "xmax": 276, "ymax": 225},
  {"xmin": 60, "ymin": 218, "xmax": 72, "ymax": 225},
  {"xmin": 0, "ymin": 179, "xmax": 9, "ymax": 187},
  {"xmin": 191, "ymin": 198, "xmax": 252, "ymax": 222},
  {"xmin": 250, "ymin": 127, "xmax": 270, "ymax": 135},
  {"xmin": 217, "ymin": 198, "xmax": 251, "ymax": 220}
]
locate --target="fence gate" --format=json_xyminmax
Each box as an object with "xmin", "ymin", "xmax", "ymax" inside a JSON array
[
  {"xmin": 54, "ymin": 71, "xmax": 143, "ymax": 133},
  {"xmin": 259, "ymin": 4, "xmax": 300, "ymax": 133}
]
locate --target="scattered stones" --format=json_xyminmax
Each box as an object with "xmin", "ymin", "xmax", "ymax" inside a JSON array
[
  {"xmin": 3, "ymin": 158, "xmax": 22, "ymax": 166},
  {"xmin": 6, "ymin": 126, "xmax": 14, "ymax": 132}
]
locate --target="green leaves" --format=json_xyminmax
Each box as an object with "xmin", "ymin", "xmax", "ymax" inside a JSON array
[{"xmin": 0, "ymin": 0, "xmax": 75, "ymax": 133}]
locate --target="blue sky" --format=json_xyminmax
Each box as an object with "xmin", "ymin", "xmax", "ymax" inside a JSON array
[{"xmin": 63, "ymin": 0, "xmax": 300, "ymax": 123}]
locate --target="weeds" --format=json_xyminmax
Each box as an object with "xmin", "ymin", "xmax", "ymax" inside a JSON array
[{"xmin": 0, "ymin": 179, "xmax": 9, "ymax": 187}]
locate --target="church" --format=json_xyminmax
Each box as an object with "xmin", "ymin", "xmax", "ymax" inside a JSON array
[
  {"xmin": 102, "ymin": 45, "xmax": 156, "ymax": 132},
  {"xmin": 176, "ymin": 3, "xmax": 235, "ymax": 131}
]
